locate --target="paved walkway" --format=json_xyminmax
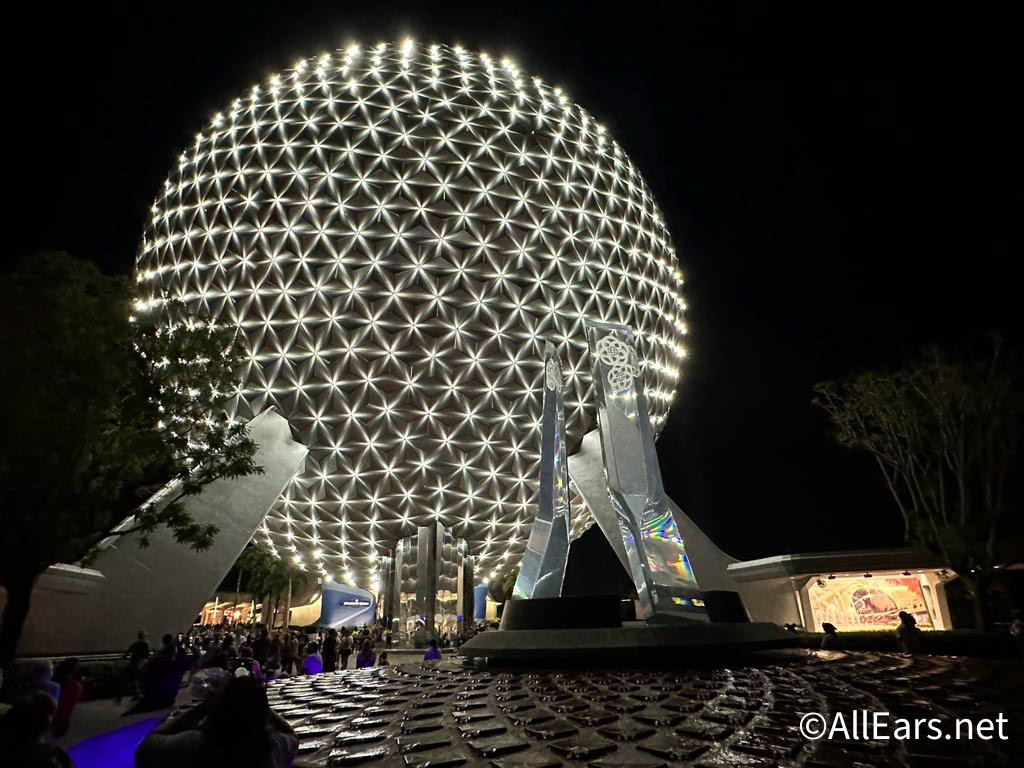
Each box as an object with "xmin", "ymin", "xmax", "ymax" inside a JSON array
[
  {"xmin": 265, "ymin": 650, "xmax": 1024, "ymax": 768},
  {"xmin": 57, "ymin": 698, "xmax": 169, "ymax": 751},
  {"xmin": 57, "ymin": 648, "xmax": 440, "ymax": 751}
]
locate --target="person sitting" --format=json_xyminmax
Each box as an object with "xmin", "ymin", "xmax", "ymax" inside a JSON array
[
  {"xmin": 0, "ymin": 690, "xmax": 74, "ymax": 767},
  {"xmin": 423, "ymin": 639, "xmax": 442, "ymax": 661},
  {"xmin": 135, "ymin": 675, "xmax": 297, "ymax": 768},
  {"xmin": 355, "ymin": 640, "xmax": 376, "ymax": 669},
  {"xmin": 234, "ymin": 645, "xmax": 263, "ymax": 679},
  {"xmin": 820, "ymin": 622, "xmax": 840, "ymax": 649},
  {"xmin": 376, "ymin": 652, "xmax": 390, "ymax": 667},
  {"xmin": 25, "ymin": 659, "xmax": 61, "ymax": 702},
  {"xmin": 896, "ymin": 611, "xmax": 922, "ymax": 653},
  {"xmin": 302, "ymin": 642, "xmax": 323, "ymax": 675},
  {"xmin": 51, "ymin": 658, "xmax": 84, "ymax": 739}
]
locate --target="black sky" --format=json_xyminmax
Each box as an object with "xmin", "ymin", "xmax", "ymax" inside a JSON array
[{"xmin": 7, "ymin": 2, "xmax": 1020, "ymax": 560}]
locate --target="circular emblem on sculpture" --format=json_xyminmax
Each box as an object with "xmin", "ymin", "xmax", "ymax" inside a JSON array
[
  {"xmin": 545, "ymin": 359, "xmax": 564, "ymax": 393},
  {"xmin": 595, "ymin": 335, "xmax": 633, "ymax": 367},
  {"xmin": 134, "ymin": 41, "xmax": 688, "ymax": 586},
  {"xmin": 596, "ymin": 335, "xmax": 641, "ymax": 392}
]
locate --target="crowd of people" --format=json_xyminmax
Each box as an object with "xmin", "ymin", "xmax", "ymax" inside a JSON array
[
  {"xmin": 0, "ymin": 617, "xmax": 488, "ymax": 766},
  {"xmin": 0, "ymin": 660, "xmax": 82, "ymax": 767}
]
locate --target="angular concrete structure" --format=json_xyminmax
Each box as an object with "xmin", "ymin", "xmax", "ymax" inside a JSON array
[{"xmin": 4, "ymin": 409, "xmax": 307, "ymax": 654}]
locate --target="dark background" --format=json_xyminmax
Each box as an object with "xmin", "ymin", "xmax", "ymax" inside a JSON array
[{"xmin": 7, "ymin": 2, "xmax": 1020, "ymax": 560}]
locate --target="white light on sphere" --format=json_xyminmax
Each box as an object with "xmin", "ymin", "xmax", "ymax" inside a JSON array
[{"xmin": 135, "ymin": 41, "xmax": 688, "ymax": 587}]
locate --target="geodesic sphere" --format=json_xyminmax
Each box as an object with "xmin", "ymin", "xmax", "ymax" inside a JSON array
[{"xmin": 135, "ymin": 41, "xmax": 688, "ymax": 588}]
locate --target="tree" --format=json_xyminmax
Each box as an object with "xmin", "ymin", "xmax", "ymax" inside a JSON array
[
  {"xmin": 813, "ymin": 338, "xmax": 1022, "ymax": 628},
  {"xmin": 233, "ymin": 545, "xmax": 307, "ymax": 627},
  {"xmin": 488, "ymin": 567, "xmax": 519, "ymax": 603},
  {"xmin": 0, "ymin": 253, "xmax": 262, "ymax": 671}
]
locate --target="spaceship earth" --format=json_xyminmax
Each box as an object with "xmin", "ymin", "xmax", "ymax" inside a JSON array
[{"xmin": 135, "ymin": 40, "xmax": 688, "ymax": 590}]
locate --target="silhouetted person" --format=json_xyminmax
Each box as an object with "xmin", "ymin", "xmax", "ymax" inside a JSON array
[
  {"xmin": 252, "ymin": 629, "xmax": 270, "ymax": 667},
  {"xmin": 322, "ymin": 629, "xmax": 339, "ymax": 673},
  {"xmin": 119, "ymin": 629, "xmax": 150, "ymax": 702},
  {"xmin": 0, "ymin": 690, "xmax": 73, "ymax": 767},
  {"xmin": 157, "ymin": 633, "xmax": 177, "ymax": 660},
  {"xmin": 302, "ymin": 642, "xmax": 323, "ymax": 675},
  {"xmin": 355, "ymin": 640, "xmax": 376, "ymax": 669},
  {"xmin": 376, "ymin": 652, "xmax": 390, "ymax": 667},
  {"xmin": 820, "ymin": 622, "xmax": 839, "ymax": 650},
  {"xmin": 24, "ymin": 659, "xmax": 60, "ymax": 702},
  {"xmin": 52, "ymin": 658, "xmax": 84, "ymax": 739},
  {"xmin": 136, "ymin": 675, "xmax": 297, "ymax": 768},
  {"xmin": 234, "ymin": 645, "xmax": 262, "ymax": 679},
  {"xmin": 281, "ymin": 633, "xmax": 298, "ymax": 675},
  {"xmin": 896, "ymin": 611, "xmax": 922, "ymax": 653},
  {"xmin": 339, "ymin": 630, "xmax": 352, "ymax": 670}
]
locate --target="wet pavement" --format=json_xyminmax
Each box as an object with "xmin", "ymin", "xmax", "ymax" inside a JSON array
[{"xmin": 269, "ymin": 650, "xmax": 1024, "ymax": 768}]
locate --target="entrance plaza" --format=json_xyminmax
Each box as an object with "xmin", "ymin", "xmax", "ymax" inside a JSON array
[{"xmin": 3, "ymin": 13, "xmax": 1022, "ymax": 768}]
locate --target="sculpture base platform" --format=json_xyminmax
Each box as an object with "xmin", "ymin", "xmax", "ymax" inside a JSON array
[
  {"xmin": 500, "ymin": 594, "xmax": 625, "ymax": 630},
  {"xmin": 461, "ymin": 620, "xmax": 798, "ymax": 665},
  {"xmin": 469, "ymin": 596, "xmax": 796, "ymax": 665}
]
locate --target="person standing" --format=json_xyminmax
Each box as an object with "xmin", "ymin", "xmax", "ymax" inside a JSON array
[
  {"xmin": 338, "ymin": 629, "xmax": 352, "ymax": 671},
  {"xmin": 252, "ymin": 628, "xmax": 270, "ymax": 668},
  {"xmin": 281, "ymin": 632, "xmax": 298, "ymax": 675},
  {"xmin": 322, "ymin": 629, "xmax": 339, "ymax": 673},
  {"xmin": 118, "ymin": 630, "xmax": 150, "ymax": 702}
]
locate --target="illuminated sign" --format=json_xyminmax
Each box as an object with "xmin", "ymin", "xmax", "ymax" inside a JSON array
[
  {"xmin": 807, "ymin": 575, "xmax": 935, "ymax": 632},
  {"xmin": 341, "ymin": 599, "xmax": 371, "ymax": 608}
]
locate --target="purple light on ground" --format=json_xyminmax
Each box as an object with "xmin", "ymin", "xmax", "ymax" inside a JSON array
[{"xmin": 67, "ymin": 715, "xmax": 162, "ymax": 768}]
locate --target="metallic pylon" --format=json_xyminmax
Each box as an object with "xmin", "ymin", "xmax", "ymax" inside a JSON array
[
  {"xmin": 585, "ymin": 319, "xmax": 707, "ymax": 621},
  {"xmin": 513, "ymin": 342, "xmax": 571, "ymax": 599}
]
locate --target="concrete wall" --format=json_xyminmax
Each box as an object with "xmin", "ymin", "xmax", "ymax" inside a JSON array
[
  {"xmin": 2, "ymin": 409, "xmax": 307, "ymax": 656},
  {"xmin": 736, "ymin": 576, "xmax": 810, "ymax": 627}
]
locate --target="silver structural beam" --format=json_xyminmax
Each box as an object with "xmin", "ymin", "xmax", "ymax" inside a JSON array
[
  {"xmin": 513, "ymin": 343, "xmax": 572, "ymax": 600},
  {"xmin": 585, "ymin": 319, "xmax": 707, "ymax": 621}
]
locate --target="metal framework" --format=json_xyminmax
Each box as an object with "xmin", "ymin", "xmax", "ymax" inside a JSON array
[{"xmin": 135, "ymin": 40, "xmax": 688, "ymax": 589}]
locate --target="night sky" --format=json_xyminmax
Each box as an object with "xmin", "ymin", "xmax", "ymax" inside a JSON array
[{"xmin": 8, "ymin": 3, "xmax": 1020, "ymax": 560}]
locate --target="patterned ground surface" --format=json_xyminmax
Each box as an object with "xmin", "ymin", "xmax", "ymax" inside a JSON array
[{"xmin": 269, "ymin": 651, "xmax": 1024, "ymax": 768}]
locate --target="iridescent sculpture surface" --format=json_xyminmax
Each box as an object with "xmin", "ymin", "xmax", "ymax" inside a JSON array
[
  {"xmin": 512, "ymin": 343, "xmax": 571, "ymax": 599},
  {"xmin": 585, "ymin": 319, "xmax": 706, "ymax": 620}
]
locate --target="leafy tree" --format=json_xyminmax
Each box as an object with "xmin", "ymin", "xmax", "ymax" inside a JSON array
[
  {"xmin": 488, "ymin": 567, "xmax": 519, "ymax": 603},
  {"xmin": 0, "ymin": 253, "xmax": 261, "ymax": 671},
  {"xmin": 813, "ymin": 338, "xmax": 1022, "ymax": 628},
  {"xmin": 233, "ymin": 545, "xmax": 307, "ymax": 627}
]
